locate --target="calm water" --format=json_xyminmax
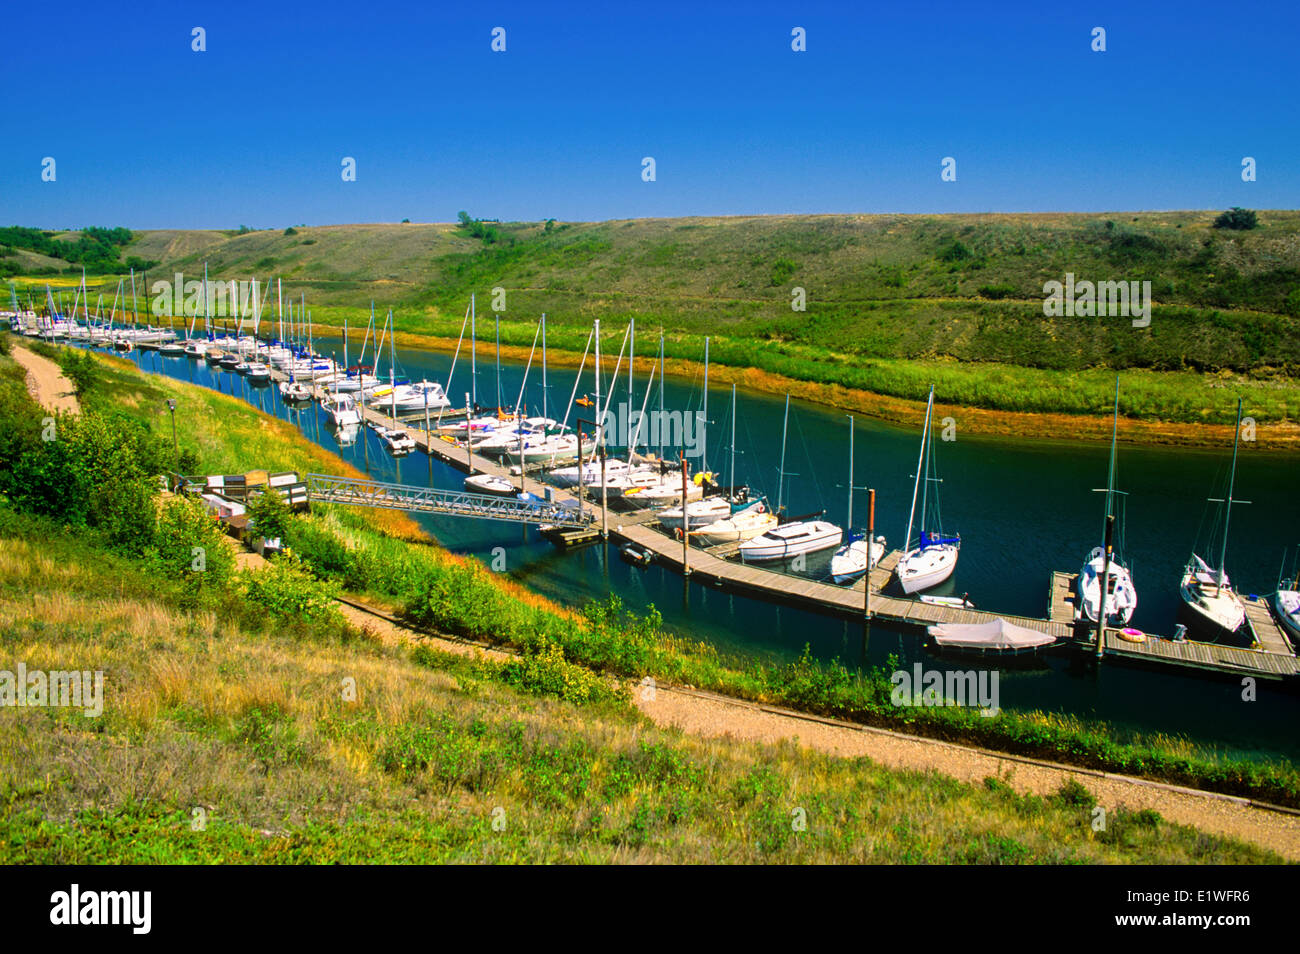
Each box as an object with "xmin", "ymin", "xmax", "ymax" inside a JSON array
[{"xmin": 116, "ymin": 336, "xmax": 1300, "ymax": 763}]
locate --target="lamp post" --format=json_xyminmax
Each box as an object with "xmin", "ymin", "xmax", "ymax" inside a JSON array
[{"xmin": 166, "ymin": 399, "xmax": 178, "ymax": 476}]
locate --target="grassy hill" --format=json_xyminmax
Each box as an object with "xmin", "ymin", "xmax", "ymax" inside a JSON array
[
  {"xmin": 10, "ymin": 210, "xmax": 1300, "ymax": 425},
  {"xmin": 0, "ymin": 341, "xmax": 1282, "ymax": 863}
]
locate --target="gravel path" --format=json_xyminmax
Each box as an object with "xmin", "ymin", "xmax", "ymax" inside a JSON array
[
  {"xmin": 12, "ymin": 344, "xmax": 79, "ymax": 415},
  {"xmin": 636, "ymin": 684, "xmax": 1300, "ymax": 860}
]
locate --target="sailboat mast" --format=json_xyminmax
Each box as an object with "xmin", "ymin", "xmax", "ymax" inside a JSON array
[
  {"xmin": 777, "ymin": 394, "xmax": 790, "ymax": 514},
  {"xmin": 729, "ymin": 384, "xmax": 737, "ymax": 492},
  {"xmin": 1219, "ymin": 398, "xmax": 1244, "ymax": 583},
  {"xmin": 475, "ymin": 291, "xmax": 480, "ymax": 410},
  {"xmin": 904, "ymin": 387, "xmax": 934, "ymax": 552},
  {"xmin": 658, "ymin": 332, "xmax": 665, "ymax": 462},
  {"xmin": 594, "ymin": 319, "xmax": 601, "ymax": 451},
  {"xmin": 495, "ymin": 315, "xmax": 502, "ymax": 414},
  {"xmin": 541, "ymin": 313, "xmax": 548, "ymax": 422},
  {"xmin": 846, "ymin": 415, "xmax": 855, "ymax": 529},
  {"xmin": 702, "ymin": 336, "xmax": 709, "ymax": 474},
  {"xmin": 202, "ymin": 263, "xmax": 209, "ymax": 339}
]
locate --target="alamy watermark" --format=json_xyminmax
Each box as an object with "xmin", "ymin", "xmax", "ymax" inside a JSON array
[
  {"xmin": 890, "ymin": 663, "xmax": 999, "ymax": 716},
  {"xmin": 1043, "ymin": 272, "xmax": 1151, "ymax": 327},
  {"xmin": 598, "ymin": 402, "xmax": 706, "ymax": 459},
  {"xmin": 150, "ymin": 273, "xmax": 263, "ymax": 319},
  {"xmin": 0, "ymin": 663, "xmax": 104, "ymax": 717}
]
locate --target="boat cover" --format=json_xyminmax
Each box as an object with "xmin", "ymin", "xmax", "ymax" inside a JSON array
[{"xmin": 927, "ymin": 617, "xmax": 1056, "ymax": 650}]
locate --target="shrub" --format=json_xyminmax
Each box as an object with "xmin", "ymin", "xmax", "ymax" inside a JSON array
[
  {"xmin": 245, "ymin": 488, "xmax": 293, "ymax": 542},
  {"xmin": 149, "ymin": 495, "xmax": 234, "ymax": 602},
  {"xmin": 977, "ymin": 284, "xmax": 1017, "ymax": 300},
  {"xmin": 241, "ymin": 553, "xmax": 341, "ymax": 625},
  {"xmin": 57, "ymin": 348, "xmax": 98, "ymax": 396},
  {"xmin": 284, "ymin": 227, "xmax": 298, "ymax": 236},
  {"xmin": 1212, "ymin": 207, "xmax": 1257, "ymax": 230},
  {"xmin": 769, "ymin": 258, "xmax": 798, "ymax": 286},
  {"xmin": 493, "ymin": 642, "xmax": 625, "ymax": 705}
]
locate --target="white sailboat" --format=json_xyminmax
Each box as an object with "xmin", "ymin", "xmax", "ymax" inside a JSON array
[
  {"xmin": 1077, "ymin": 377, "xmax": 1138, "ymax": 626},
  {"xmin": 893, "ymin": 385, "xmax": 960, "ymax": 595},
  {"xmin": 1274, "ymin": 547, "xmax": 1300, "ymax": 644},
  {"xmin": 465, "ymin": 473, "xmax": 517, "ymax": 497},
  {"xmin": 830, "ymin": 414, "xmax": 887, "ymax": 585},
  {"xmin": 1178, "ymin": 398, "xmax": 1249, "ymax": 638},
  {"xmin": 739, "ymin": 395, "xmax": 842, "ymax": 563}
]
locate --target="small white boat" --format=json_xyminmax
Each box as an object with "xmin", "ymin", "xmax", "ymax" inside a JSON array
[
  {"xmin": 465, "ymin": 473, "xmax": 517, "ymax": 497},
  {"xmin": 1181, "ymin": 555, "xmax": 1245, "ymax": 636},
  {"xmin": 280, "ymin": 381, "xmax": 314, "ymax": 402},
  {"xmin": 371, "ymin": 423, "xmax": 416, "ymax": 456},
  {"xmin": 927, "ymin": 617, "xmax": 1056, "ymax": 654},
  {"xmin": 159, "ymin": 340, "xmax": 186, "ymax": 356},
  {"xmin": 830, "ymin": 534, "xmax": 887, "ymax": 585},
  {"xmin": 919, "ymin": 594, "xmax": 976, "ymax": 609},
  {"xmin": 1274, "ymin": 589, "xmax": 1300, "ymax": 643},
  {"xmin": 1078, "ymin": 546, "xmax": 1137, "ymax": 625},
  {"xmin": 692, "ymin": 505, "xmax": 778, "ymax": 546},
  {"xmin": 246, "ymin": 364, "xmax": 271, "ymax": 383},
  {"xmin": 738, "ymin": 519, "xmax": 842, "ymax": 563},
  {"xmin": 658, "ymin": 496, "xmax": 734, "ymax": 533},
  {"xmin": 321, "ymin": 392, "xmax": 362, "ymax": 428},
  {"xmin": 547, "ymin": 457, "xmax": 638, "ymax": 488}
]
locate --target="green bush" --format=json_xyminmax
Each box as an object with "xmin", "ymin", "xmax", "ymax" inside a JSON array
[
  {"xmin": 492, "ymin": 643, "xmax": 625, "ymax": 705},
  {"xmin": 246, "ymin": 488, "xmax": 292, "ymax": 541},
  {"xmin": 149, "ymin": 496, "xmax": 234, "ymax": 602},
  {"xmin": 241, "ymin": 553, "xmax": 341, "ymax": 625},
  {"xmin": 1212, "ymin": 207, "xmax": 1258, "ymax": 230}
]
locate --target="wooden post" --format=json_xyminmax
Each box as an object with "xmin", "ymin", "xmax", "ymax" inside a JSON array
[
  {"xmin": 1095, "ymin": 513, "xmax": 1114, "ymax": 659},
  {"xmin": 576, "ymin": 428, "xmax": 584, "ymax": 519},
  {"xmin": 600, "ymin": 450, "xmax": 608, "ymax": 540},
  {"xmin": 465, "ymin": 394, "xmax": 473, "ymax": 474},
  {"xmin": 681, "ymin": 455, "xmax": 690, "ymax": 576},
  {"xmin": 865, "ymin": 488, "xmax": 875, "ymax": 619}
]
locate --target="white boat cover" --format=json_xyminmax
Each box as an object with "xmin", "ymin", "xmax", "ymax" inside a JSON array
[{"xmin": 927, "ymin": 617, "xmax": 1056, "ymax": 650}]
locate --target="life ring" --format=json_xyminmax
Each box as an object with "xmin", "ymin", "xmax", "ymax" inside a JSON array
[
  {"xmin": 674, "ymin": 527, "xmax": 684, "ymax": 541},
  {"xmin": 1118, "ymin": 627, "xmax": 1146, "ymax": 644}
]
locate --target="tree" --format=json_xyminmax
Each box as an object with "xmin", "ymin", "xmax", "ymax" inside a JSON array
[
  {"xmin": 246, "ymin": 487, "xmax": 293, "ymax": 543},
  {"xmin": 1212, "ymin": 207, "xmax": 1258, "ymax": 230}
]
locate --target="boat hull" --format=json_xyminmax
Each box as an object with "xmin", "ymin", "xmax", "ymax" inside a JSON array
[{"xmin": 895, "ymin": 544, "xmax": 959, "ymax": 595}]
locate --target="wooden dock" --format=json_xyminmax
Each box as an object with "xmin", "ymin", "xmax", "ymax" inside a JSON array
[{"xmin": 267, "ymin": 363, "xmax": 1300, "ymax": 683}]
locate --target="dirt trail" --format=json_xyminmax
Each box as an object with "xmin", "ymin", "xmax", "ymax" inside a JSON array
[
  {"xmin": 12, "ymin": 344, "xmax": 79, "ymax": 415},
  {"xmin": 321, "ymin": 589, "xmax": 1300, "ymax": 860}
]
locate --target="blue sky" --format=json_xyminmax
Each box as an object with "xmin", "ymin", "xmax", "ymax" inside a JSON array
[{"xmin": 2, "ymin": 0, "xmax": 1296, "ymax": 228}]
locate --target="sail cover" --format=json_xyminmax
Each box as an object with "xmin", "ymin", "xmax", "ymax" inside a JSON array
[{"xmin": 927, "ymin": 617, "xmax": 1056, "ymax": 650}]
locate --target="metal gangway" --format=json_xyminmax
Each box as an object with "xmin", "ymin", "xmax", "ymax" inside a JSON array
[{"xmin": 305, "ymin": 473, "xmax": 594, "ymax": 529}]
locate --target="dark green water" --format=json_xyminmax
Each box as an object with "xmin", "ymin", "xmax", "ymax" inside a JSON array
[{"xmin": 118, "ymin": 337, "xmax": 1300, "ymax": 763}]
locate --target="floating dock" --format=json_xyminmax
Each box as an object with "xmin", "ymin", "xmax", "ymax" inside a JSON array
[{"xmin": 246, "ymin": 363, "xmax": 1300, "ymax": 684}]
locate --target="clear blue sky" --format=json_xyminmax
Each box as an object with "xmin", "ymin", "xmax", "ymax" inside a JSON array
[{"xmin": 2, "ymin": 0, "xmax": 1296, "ymax": 229}]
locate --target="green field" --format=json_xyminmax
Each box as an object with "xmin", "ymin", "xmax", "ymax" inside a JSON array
[{"xmin": 8, "ymin": 210, "xmax": 1300, "ymax": 425}]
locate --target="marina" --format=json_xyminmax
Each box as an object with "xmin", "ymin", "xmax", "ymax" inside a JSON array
[
  {"xmin": 178, "ymin": 352, "xmax": 1298, "ymax": 685},
  {"xmin": 22, "ymin": 305, "xmax": 1300, "ymax": 762}
]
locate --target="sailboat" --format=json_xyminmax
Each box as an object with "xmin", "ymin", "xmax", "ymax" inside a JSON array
[
  {"xmin": 830, "ymin": 415, "xmax": 887, "ymax": 585},
  {"xmin": 893, "ymin": 385, "xmax": 960, "ymax": 595},
  {"xmin": 1077, "ymin": 378, "xmax": 1138, "ymax": 626},
  {"xmin": 1179, "ymin": 399, "xmax": 1249, "ymax": 637},
  {"xmin": 738, "ymin": 395, "xmax": 841, "ymax": 563},
  {"xmin": 1274, "ymin": 546, "xmax": 1300, "ymax": 644}
]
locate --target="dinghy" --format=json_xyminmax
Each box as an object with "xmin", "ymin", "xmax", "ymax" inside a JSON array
[
  {"xmin": 927, "ymin": 618, "xmax": 1056, "ymax": 655},
  {"xmin": 830, "ymin": 534, "xmax": 888, "ymax": 584},
  {"xmin": 465, "ymin": 473, "xmax": 517, "ymax": 497},
  {"xmin": 371, "ymin": 424, "xmax": 416, "ymax": 456}
]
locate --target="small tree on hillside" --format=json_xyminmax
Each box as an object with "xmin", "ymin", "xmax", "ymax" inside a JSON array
[{"xmin": 1212, "ymin": 207, "xmax": 1258, "ymax": 230}]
